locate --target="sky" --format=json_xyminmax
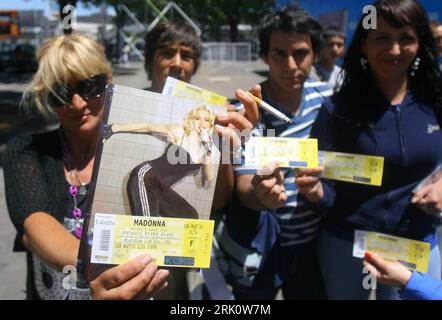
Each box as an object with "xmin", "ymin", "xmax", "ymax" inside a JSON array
[{"xmin": 0, "ymin": 0, "xmax": 106, "ymax": 16}]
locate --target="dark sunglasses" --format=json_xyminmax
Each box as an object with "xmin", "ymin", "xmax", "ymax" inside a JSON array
[{"xmin": 48, "ymin": 74, "xmax": 108, "ymax": 108}]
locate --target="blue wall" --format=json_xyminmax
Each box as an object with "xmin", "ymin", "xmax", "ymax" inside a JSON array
[{"xmin": 277, "ymin": 0, "xmax": 442, "ymax": 43}]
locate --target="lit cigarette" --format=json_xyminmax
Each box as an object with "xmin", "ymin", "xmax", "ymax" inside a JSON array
[{"xmin": 247, "ymin": 92, "xmax": 293, "ymax": 124}]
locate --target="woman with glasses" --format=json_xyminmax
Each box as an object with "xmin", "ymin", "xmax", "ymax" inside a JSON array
[
  {"xmin": 3, "ymin": 34, "xmax": 259, "ymax": 300},
  {"xmin": 3, "ymin": 34, "xmax": 171, "ymax": 300}
]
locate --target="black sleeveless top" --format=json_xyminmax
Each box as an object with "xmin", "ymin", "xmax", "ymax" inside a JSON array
[
  {"xmin": 148, "ymin": 143, "xmax": 201, "ymax": 188},
  {"xmin": 3, "ymin": 131, "xmax": 90, "ymax": 299}
]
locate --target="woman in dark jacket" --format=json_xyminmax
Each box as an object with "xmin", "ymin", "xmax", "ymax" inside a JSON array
[{"xmin": 296, "ymin": 0, "xmax": 442, "ymax": 299}]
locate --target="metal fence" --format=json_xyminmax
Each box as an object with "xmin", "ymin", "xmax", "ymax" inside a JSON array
[{"xmin": 202, "ymin": 42, "xmax": 252, "ymax": 62}]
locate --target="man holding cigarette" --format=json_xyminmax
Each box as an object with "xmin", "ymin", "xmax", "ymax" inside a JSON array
[{"xmin": 214, "ymin": 5, "xmax": 332, "ymax": 299}]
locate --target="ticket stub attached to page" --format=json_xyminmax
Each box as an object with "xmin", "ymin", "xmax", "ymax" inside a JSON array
[
  {"xmin": 318, "ymin": 151, "xmax": 384, "ymax": 186},
  {"xmin": 162, "ymin": 76, "xmax": 227, "ymax": 107},
  {"xmin": 353, "ymin": 230, "xmax": 430, "ymax": 273},
  {"xmin": 91, "ymin": 213, "xmax": 214, "ymax": 268},
  {"xmin": 244, "ymin": 137, "xmax": 318, "ymax": 168}
]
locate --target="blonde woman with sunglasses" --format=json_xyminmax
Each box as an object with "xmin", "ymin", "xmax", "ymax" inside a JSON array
[{"xmin": 3, "ymin": 34, "xmax": 260, "ymax": 300}]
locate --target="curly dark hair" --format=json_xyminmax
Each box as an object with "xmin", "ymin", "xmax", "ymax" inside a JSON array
[
  {"xmin": 144, "ymin": 20, "xmax": 202, "ymax": 79},
  {"xmin": 259, "ymin": 5, "xmax": 323, "ymax": 58},
  {"xmin": 339, "ymin": 0, "xmax": 442, "ymax": 124}
]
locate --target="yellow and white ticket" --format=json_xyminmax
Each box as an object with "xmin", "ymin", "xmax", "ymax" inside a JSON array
[
  {"xmin": 318, "ymin": 151, "xmax": 384, "ymax": 186},
  {"xmin": 244, "ymin": 137, "xmax": 318, "ymax": 168},
  {"xmin": 91, "ymin": 213, "xmax": 214, "ymax": 268},
  {"xmin": 353, "ymin": 230, "xmax": 430, "ymax": 273},
  {"xmin": 162, "ymin": 76, "xmax": 227, "ymax": 107}
]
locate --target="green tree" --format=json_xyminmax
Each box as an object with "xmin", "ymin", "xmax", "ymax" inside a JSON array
[
  {"xmin": 178, "ymin": 0, "xmax": 276, "ymax": 42},
  {"xmin": 81, "ymin": 0, "xmax": 148, "ymax": 61},
  {"xmin": 71, "ymin": 1, "xmax": 276, "ymax": 42}
]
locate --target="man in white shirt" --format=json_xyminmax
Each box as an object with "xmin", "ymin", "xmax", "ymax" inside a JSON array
[{"xmin": 310, "ymin": 26, "xmax": 345, "ymax": 92}]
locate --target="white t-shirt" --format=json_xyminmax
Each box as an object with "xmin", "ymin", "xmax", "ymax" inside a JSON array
[{"xmin": 310, "ymin": 62, "xmax": 343, "ymax": 93}]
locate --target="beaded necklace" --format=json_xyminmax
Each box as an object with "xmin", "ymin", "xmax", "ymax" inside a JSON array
[
  {"xmin": 59, "ymin": 129, "xmax": 89, "ymax": 239},
  {"xmin": 66, "ymin": 171, "xmax": 85, "ymax": 238}
]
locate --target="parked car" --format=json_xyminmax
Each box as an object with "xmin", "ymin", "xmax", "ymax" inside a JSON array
[
  {"xmin": 0, "ymin": 40, "xmax": 14, "ymax": 70},
  {"xmin": 13, "ymin": 43, "xmax": 37, "ymax": 72},
  {"xmin": 0, "ymin": 40, "xmax": 37, "ymax": 72}
]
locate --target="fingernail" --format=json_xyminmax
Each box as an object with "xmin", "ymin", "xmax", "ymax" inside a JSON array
[
  {"xmin": 158, "ymin": 269, "xmax": 170, "ymax": 278},
  {"xmin": 217, "ymin": 113, "xmax": 229, "ymax": 120},
  {"xmin": 140, "ymin": 254, "xmax": 152, "ymax": 266},
  {"xmin": 215, "ymin": 124, "xmax": 225, "ymax": 132},
  {"xmin": 411, "ymin": 196, "xmax": 417, "ymax": 203},
  {"xmin": 147, "ymin": 263, "xmax": 158, "ymax": 275},
  {"xmin": 237, "ymin": 89, "xmax": 246, "ymax": 98},
  {"xmin": 364, "ymin": 251, "xmax": 372, "ymax": 259}
]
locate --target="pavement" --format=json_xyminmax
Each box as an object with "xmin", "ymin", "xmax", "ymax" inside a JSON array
[{"xmin": 0, "ymin": 60, "xmax": 268, "ymax": 300}]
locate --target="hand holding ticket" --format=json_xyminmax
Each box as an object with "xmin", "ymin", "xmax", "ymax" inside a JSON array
[
  {"xmin": 353, "ymin": 230, "xmax": 430, "ymax": 273},
  {"xmin": 363, "ymin": 251, "xmax": 413, "ymax": 291},
  {"xmin": 251, "ymin": 161, "xmax": 287, "ymax": 209},
  {"xmin": 295, "ymin": 166, "xmax": 325, "ymax": 204}
]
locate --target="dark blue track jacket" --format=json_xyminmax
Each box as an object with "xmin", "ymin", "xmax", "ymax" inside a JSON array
[{"xmin": 310, "ymin": 90, "xmax": 442, "ymax": 245}]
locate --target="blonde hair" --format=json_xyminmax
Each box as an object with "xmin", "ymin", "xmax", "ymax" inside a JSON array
[
  {"xmin": 22, "ymin": 33, "xmax": 112, "ymax": 117},
  {"xmin": 183, "ymin": 105, "xmax": 215, "ymax": 136}
]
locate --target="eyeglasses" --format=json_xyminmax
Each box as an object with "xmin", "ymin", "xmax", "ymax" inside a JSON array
[{"xmin": 48, "ymin": 74, "xmax": 108, "ymax": 108}]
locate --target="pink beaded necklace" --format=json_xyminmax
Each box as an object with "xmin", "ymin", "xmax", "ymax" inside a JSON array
[
  {"xmin": 67, "ymin": 171, "xmax": 85, "ymax": 238},
  {"xmin": 59, "ymin": 130, "xmax": 88, "ymax": 239}
]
